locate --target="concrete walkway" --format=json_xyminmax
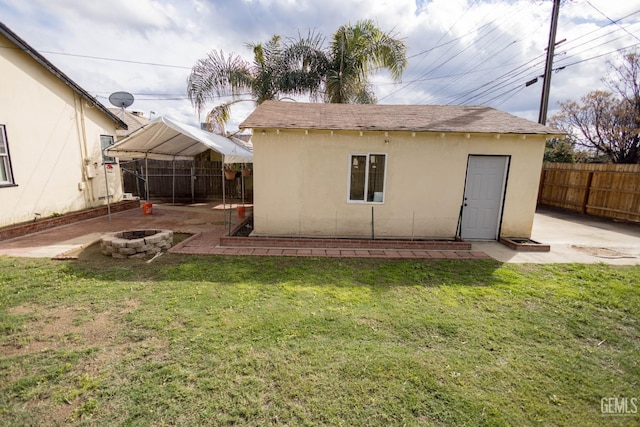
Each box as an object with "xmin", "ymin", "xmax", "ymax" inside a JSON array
[
  {"xmin": 0, "ymin": 203, "xmax": 638, "ymax": 264},
  {"xmin": 474, "ymin": 207, "xmax": 640, "ymax": 265}
]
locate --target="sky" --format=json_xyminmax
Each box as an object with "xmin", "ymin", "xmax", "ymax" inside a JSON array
[{"xmin": 1, "ymin": 0, "xmax": 639, "ymax": 131}]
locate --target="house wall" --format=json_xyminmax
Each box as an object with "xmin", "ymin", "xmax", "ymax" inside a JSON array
[
  {"xmin": 252, "ymin": 129, "xmax": 545, "ymax": 239},
  {"xmin": 0, "ymin": 33, "xmax": 123, "ymax": 227}
]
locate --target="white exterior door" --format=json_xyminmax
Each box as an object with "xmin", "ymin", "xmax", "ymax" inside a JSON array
[{"xmin": 460, "ymin": 155, "xmax": 509, "ymax": 240}]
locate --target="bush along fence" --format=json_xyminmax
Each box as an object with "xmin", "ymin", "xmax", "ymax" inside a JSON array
[{"xmin": 538, "ymin": 163, "xmax": 640, "ymax": 223}]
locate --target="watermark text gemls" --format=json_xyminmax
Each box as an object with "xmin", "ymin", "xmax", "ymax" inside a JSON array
[{"xmin": 601, "ymin": 397, "xmax": 638, "ymax": 415}]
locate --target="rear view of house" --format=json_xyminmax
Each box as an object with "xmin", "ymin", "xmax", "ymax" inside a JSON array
[
  {"xmin": 0, "ymin": 22, "xmax": 127, "ymax": 228},
  {"xmin": 240, "ymin": 101, "xmax": 562, "ymax": 241}
]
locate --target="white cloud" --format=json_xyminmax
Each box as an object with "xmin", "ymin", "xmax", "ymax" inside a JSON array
[
  {"xmin": 37, "ymin": 0, "xmax": 177, "ymax": 32},
  {"xmin": 1, "ymin": 0, "xmax": 638, "ymax": 130}
]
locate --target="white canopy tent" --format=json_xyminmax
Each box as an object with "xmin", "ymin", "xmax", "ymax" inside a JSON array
[
  {"xmin": 106, "ymin": 116, "xmax": 253, "ymax": 228},
  {"xmin": 107, "ymin": 116, "xmax": 253, "ymax": 163}
]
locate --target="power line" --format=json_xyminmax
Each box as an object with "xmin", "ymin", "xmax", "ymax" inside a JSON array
[
  {"xmin": 556, "ymin": 41, "xmax": 640, "ymax": 69},
  {"xmin": 380, "ymin": 0, "xmax": 490, "ymax": 101},
  {"xmin": 424, "ymin": 1, "xmax": 538, "ymax": 102},
  {"xmin": 585, "ymin": 2, "xmax": 640, "ymax": 43},
  {"xmin": 384, "ymin": 1, "xmax": 547, "ymax": 104},
  {"xmin": 483, "ymin": 42, "xmax": 640, "ymax": 108},
  {"xmin": 558, "ymin": 7, "xmax": 640, "ymax": 48},
  {"xmin": 421, "ymin": 4, "xmax": 640, "ymax": 108},
  {"xmin": 38, "ymin": 50, "xmax": 192, "ymax": 69},
  {"xmin": 445, "ymin": 55, "xmax": 546, "ymax": 105},
  {"xmin": 555, "ymin": 30, "xmax": 639, "ymax": 66},
  {"xmin": 94, "ymin": 91, "xmax": 253, "ymax": 102}
]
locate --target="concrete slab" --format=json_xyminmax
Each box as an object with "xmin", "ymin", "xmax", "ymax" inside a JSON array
[{"xmin": 473, "ymin": 207, "xmax": 640, "ymax": 264}]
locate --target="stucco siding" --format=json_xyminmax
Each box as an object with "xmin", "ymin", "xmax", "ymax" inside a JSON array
[
  {"xmin": 500, "ymin": 136, "xmax": 546, "ymax": 237},
  {"xmin": 253, "ymin": 129, "xmax": 545, "ymax": 239},
  {"xmin": 0, "ymin": 33, "xmax": 122, "ymax": 227}
]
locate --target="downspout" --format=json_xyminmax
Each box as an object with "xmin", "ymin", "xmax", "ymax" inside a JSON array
[
  {"xmin": 102, "ymin": 156, "xmax": 112, "ymax": 224},
  {"xmin": 75, "ymin": 95, "xmax": 95, "ymax": 204}
]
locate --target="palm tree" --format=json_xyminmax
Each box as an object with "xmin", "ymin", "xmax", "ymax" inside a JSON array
[
  {"xmin": 188, "ymin": 34, "xmax": 326, "ymax": 132},
  {"xmin": 325, "ymin": 19, "xmax": 407, "ymax": 103},
  {"xmin": 187, "ymin": 35, "xmax": 283, "ymax": 114},
  {"xmin": 187, "ymin": 20, "xmax": 407, "ymax": 130}
]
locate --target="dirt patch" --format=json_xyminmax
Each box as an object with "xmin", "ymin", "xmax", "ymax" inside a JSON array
[
  {"xmin": 3, "ymin": 300, "xmax": 169, "ymax": 425},
  {"xmin": 571, "ymin": 245, "xmax": 637, "ymax": 259},
  {"xmin": 4, "ymin": 300, "xmax": 139, "ymax": 357}
]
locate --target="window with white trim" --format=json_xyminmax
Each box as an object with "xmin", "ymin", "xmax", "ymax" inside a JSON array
[
  {"xmin": 348, "ymin": 153, "xmax": 386, "ymax": 202},
  {"xmin": 100, "ymin": 135, "xmax": 116, "ymax": 164},
  {"xmin": 0, "ymin": 125, "xmax": 15, "ymax": 186}
]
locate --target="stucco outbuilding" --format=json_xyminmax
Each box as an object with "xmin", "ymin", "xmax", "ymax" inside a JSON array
[{"xmin": 240, "ymin": 100, "xmax": 562, "ymax": 241}]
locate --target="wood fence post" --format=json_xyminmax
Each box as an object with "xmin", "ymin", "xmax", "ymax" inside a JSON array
[
  {"xmin": 538, "ymin": 168, "xmax": 547, "ymax": 206},
  {"xmin": 582, "ymin": 171, "xmax": 593, "ymax": 214}
]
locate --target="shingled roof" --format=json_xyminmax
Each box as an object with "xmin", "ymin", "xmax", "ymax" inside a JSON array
[
  {"xmin": 240, "ymin": 101, "xmax": 562, "ymax": 135},
  {"xmin": 108, "ymin": 109, "xmax": 150, "ymax": 137}
]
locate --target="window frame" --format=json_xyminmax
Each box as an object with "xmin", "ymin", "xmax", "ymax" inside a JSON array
[
  {"xmin": 0, "ymin": 125, "xmax": 16, "ymax": 187},
  {"xmin": 100, "ymin": 134, "xmax": 117, "ymax": 165},
  {"xmin": 347, "ymin": 153, "xmax": 387, "ymax": 204}
]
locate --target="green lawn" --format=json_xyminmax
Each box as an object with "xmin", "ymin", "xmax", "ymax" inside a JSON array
[{"xmin": 0, "ymin": 254, "xmax": 639, "ymax": 426}]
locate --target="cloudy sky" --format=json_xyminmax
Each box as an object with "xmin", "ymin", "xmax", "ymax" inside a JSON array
[{"xmin": 2, "ymin": 0, "xmax": 639, "ymax": 131}]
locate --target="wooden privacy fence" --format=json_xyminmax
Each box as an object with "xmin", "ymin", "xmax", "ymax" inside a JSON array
[
  {"xmin": 120, "ymin": 159, "xmax": 252, "ymax": 202},
  {"xmin": 538, "ymin": 163, "xmax": 640, "ymax": 223}
]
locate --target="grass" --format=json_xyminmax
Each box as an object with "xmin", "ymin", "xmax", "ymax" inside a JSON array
[{"xmin": 0, "ymin": 254, "xmax": 639, "ymax": 426}]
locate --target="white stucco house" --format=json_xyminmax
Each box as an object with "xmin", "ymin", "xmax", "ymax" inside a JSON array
[
  {"xmin": 0, "ymin": 22, "xmax": 127, "ymax": 228},
  {"xmin": 240, "ymin": 101, "xmax": 562, "ymax": 241}
]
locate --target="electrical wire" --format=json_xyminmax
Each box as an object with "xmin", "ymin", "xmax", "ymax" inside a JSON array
[
  {"xmin": 38, "ymin": 50, "xmax": 192, "ymax": 69},
  {"xmin": 425, "ymin": 5, "xmax": 640, "ymax": 107},
  {"xmin": 556, "ymin": 41, "xmax": 640, "ymax": 69},
  {"xmin": 384, "ymin": 1, "xmax": 548, "ymax": 104},
  {"xmin": 585, "ymin": 2, "xmax": 640, "ymax": 43},
  {"xmin": 7, "ymin": 3, "xmax": 637, "ymax": 108},
  {"xmin": 425, "ymin": 1, "xmax": 540, "ymax": 102}
]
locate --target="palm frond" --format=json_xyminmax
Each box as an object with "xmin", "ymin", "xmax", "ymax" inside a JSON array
[
  {"xmin": 187, "ymin": 50, "xmax": 252, "ymax": 113},
  {"xmin": 327, "ymin": 19, "xmax": 407, "ymax": 103}
]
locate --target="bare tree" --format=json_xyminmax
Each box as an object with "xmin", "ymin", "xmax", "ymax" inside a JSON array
[{"xmin": 550, "ymin": 53, "xmax": 640, "ymax": 163}]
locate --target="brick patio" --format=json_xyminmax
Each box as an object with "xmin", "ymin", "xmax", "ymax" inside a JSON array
[{"xmin": 0, "ymin": 202, "xmax": 492, "ymax": 260}]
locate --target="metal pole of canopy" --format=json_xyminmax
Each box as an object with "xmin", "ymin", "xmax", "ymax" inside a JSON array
[
  {"xmin": 172, "ymin": 158, "xmax": 176, "ymax": 205},
  {"xmin": 222, "ymin": 155, "xmax": 226, "ymax": 232},
  {"xmin": 191, "ymin": 160, "xmax": 196, "ymax": 204},
  {"xmin": 144, "ymin": 155, "xmax": 150, "ymax": 201},
  {"xmin": 241, "ymin": 163, "xmax": 245, "ymax": 206}
]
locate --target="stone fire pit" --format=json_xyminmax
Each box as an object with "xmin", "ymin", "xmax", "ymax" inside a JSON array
[{"xmin": 100, "ymin": 229, "xmax": 173, "ymax": 259}]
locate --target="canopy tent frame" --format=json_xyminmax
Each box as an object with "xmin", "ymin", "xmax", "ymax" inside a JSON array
[{"xmin": 107, "ymin": 116, "xmax": 253, "ymax": 230}]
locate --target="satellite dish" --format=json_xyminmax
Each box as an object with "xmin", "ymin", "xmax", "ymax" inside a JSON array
[{"xmin": 108, "ymin": 91, "xmax": 134, "ymax": 108}]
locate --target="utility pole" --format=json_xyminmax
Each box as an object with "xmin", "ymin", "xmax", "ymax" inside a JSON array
[{"xmin": 538, "ymin": 0, "xmax": 561, "ymax": 125}]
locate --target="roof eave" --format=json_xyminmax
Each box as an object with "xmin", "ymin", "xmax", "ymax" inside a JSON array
[{"xmin": 239, "ymin": 124, "xmax": 565, "ymax": 137}]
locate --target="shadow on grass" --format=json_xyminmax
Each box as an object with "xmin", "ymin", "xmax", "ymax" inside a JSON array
[{"xmin": 60, "ymin": 251, "xmax": 505, "ymax": 289}]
